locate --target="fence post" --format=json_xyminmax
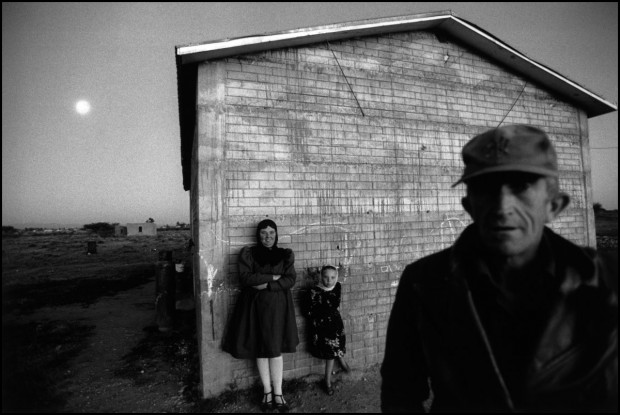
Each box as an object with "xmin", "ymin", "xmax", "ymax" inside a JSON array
[{"xmin": 86, "ymin": 241, "xmax": 97, "ymax": 254}]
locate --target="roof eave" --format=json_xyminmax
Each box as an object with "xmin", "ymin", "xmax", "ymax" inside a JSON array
[
  {"xmin": 176, "ymin": 11, "xmax": 454, "ymax": 64},
  {"xmin": 176, "ymin": 11, "xmax": 616, "ymax": 118},
  {"xmin": 442, "ymin": 16, "xmax": 617, "ymax": 118}
]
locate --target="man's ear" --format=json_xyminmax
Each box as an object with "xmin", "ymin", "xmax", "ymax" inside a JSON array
[
  {"xmin": 462, "ymin": 196, "xmax": 472, "ymax": 216},
  {"xmin": 546, "ymin": 192, "xmax": 570, "ymax": 222}
]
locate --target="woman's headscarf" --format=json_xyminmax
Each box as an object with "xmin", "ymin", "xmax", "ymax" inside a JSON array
[{"xmin": 252, "ymin": 219, "xmax": 287, "ymax": 266}]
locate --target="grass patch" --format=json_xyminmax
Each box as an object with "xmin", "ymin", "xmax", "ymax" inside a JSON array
[
  {"xmin": 2, "ymin": 263, "xmax": 155, "ymax": 313},
  {"xmin": 196, "ymin": 383, "xmax": 253, "ymax": 412}
]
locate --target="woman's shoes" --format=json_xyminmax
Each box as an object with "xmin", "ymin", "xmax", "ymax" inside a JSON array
[
  {"xmin": 273, "ymin": 394, "xmax": 290, "ymax": 413},
  {"xmin": 260, "ymin": 391, "xmax": 290, "ymax": 413},
  {"xmin": 260, "ymin": 391, "xmax": 273, "ymax": 412}
]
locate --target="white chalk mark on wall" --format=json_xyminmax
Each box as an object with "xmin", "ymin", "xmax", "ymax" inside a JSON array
[
  {"xmin": 290, "ymin": 222, "xmax": 349, "ymax": 235},
  {"xmin": 291, "ymin": 222, "xmax": 364, "ymax": 281},
  {"xmin": 206, "ymin": 264, "xmax": 218, "ymax": 298},
  {"xmin": 380, "ymin": 263, "xmax": 405, "ymax": 273},
  {"xmin": 205, "ymin": 228, "xmax": 245, "ymax": 246},
  {"xmin": 197, "ymin": 249, "xmax": 228, "ymax": 298},
  {"xmin": 432, "ymin": 216, "xmax": 467, "ymax": 249}
]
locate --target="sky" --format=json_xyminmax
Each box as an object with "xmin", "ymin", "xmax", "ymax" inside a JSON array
[{"xmin": 2, "ymin": 2, "xmax": 618, "ymax": 228}]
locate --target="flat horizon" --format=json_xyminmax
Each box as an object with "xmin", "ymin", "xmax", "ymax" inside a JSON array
[{"xmin": 3, "ymin": 222, "xmax": 189, "ymax": 229}]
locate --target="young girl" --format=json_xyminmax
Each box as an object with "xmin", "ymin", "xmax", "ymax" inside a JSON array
[{"xmin": 307, "ymin": 265, "xmax": 351, "ymax": 395}]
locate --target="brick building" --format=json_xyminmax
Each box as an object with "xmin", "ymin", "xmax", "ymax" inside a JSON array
[{"xmin": 174, "ymin": 11, "xmax": 616, "ymax": 397}]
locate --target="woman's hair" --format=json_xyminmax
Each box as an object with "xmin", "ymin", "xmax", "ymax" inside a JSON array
[{"xmin": 320, "ymin": 265, "xmax": 338, "ymax": 275}]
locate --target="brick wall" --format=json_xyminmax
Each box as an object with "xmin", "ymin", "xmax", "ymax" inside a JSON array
[{"xmin": 191, "ymin": 30, "xmax": 594, "ymax": 397}]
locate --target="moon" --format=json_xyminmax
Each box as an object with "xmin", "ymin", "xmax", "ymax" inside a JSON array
[{"xmin": 75, "ymin": 100, "xmax": 91, "ymax": 115}]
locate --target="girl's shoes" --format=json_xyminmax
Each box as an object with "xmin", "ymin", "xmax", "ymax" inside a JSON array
[
  {"xmin": 273, "ymin": 394, "xmax": 290, "ymax": 413},
  {"xmin": 322, "ymin": 380, "xmax": 334, "ymax": 396},
  {"xmin": 260, "ymin": 391, "xmax": 273, "ymax": 412}
]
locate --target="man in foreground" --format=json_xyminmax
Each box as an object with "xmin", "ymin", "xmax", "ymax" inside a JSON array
[{"xmin": 381, "ymin": 125, "xmax": 617, "ymax": 412}]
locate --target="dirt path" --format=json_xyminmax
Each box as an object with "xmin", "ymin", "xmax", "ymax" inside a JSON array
[
  {"xmin": 5, "ymin": 276, "xmax": 382, "ymax": 413},
  {"xmin": 58, "ymin": 281, "xmax": 191, "ymax": 412},
  {"xmin": 7, "ymin": 279, "xmax": 194, "ymax": 412}
]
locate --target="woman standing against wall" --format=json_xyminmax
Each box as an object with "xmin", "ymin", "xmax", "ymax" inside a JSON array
[{"xmin": 223, "ymin": 219, "xmax": 299, "ymax": 412}]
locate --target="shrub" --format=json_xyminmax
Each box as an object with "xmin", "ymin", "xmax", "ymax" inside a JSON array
[{"xmin": 82, "ymin": 222, "xmax": 117, "ymax": 237}]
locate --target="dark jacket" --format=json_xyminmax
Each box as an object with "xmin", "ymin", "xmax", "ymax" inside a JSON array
[
  {"xmin": 381, "ymin": 225, "xmax": 618, "ymax": 413},
  {"xmin": 222, "ymin": 246, "xmax": 299, "ymax": 359}
]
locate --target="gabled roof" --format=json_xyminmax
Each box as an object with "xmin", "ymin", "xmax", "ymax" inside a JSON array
[{"xmin": 175, "ymin": 10, "xmax": 617, "ymax": 190}]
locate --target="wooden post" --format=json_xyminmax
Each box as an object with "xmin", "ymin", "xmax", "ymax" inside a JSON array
[{"xmin": 86, "ymin": 241, "xmax": 97, "ymax": 254}]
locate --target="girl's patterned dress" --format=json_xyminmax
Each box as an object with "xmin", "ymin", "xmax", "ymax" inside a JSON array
[{"xmin": 307, "ymin": 282, "xmax": 346, "ymax": 359}]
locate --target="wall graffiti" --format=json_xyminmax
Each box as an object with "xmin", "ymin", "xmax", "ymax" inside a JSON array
[
  {"xmin": 205, "ymin": 228, "xmax": 245, "ymax": 247},
  {"xmin": 380, "ymin": 263, "xmax": 406, "ymax": 274},
  {"xmin": 198, "ymin": 215, "xmax": 468, "ymax": 295},
  {"xmin": 197, "ymin": 250, "xmax": 229, "ymax": 299},
  {"xmin": 291, "ymin": 222, "xmax": 367, "ymax": 282},
  {"xmin": 431, "ymin": 216, "xmax": 467, "ymax": 250},
  {"xmin": 206, "ymin": 263, "xmax": 218, "ymax": 298}
]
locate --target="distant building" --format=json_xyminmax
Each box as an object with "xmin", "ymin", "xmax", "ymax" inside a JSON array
[
  {"xmin": 114, "ymin": 225, "xmax": 127, "ymax": 236},
  {"xmin": 126, "ymin": 223, "xmax": 157, "ymax": 236}
]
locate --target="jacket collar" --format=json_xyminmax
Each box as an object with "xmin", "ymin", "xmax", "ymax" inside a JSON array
[{"xmin": 449, "ymin": 224, "xmax": 595, "ymax": 289}]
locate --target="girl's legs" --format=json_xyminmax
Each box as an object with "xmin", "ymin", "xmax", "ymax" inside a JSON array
[
  {"xmin": 269, "ymin": 356, "xmax": 286, "ymax": 404},
  {"xmin": 325, "ymin": 359, "xmax": 335, "ymax": 388},
  {"xmin": 338, "ymin": 356, "xmax": 351, "ymax": 373},
  {"xmin": 256, "ymin": 358, "xmax": 272, "ymax": 403}
]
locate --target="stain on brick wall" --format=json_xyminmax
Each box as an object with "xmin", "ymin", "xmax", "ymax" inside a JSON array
[{"xmin": 191, "ymin": 30, "xmax": 593, "ymax": 396}]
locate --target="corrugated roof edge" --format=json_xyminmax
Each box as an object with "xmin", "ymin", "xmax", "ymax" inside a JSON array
[{"xmin": 176, "ymin": 10, "xmax": 456, "ymax": 58}]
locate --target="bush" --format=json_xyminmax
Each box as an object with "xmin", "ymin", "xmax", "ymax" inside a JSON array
[{"xmin": 82, "ymin": 222, "xmax": 117, "ymax": 237}]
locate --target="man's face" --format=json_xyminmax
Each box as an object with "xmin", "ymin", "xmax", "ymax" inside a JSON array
[
  {"xmin": 259, "ymin": 226, "xmax": 276, "ymax": 249},
  {"xmin": 463, "ymin": 172, "xmax": 560, "ymax": 264}
]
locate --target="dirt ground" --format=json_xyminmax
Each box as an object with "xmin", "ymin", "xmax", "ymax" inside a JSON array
[
  {"xmin": 2, "ymin": 212, "xmax": 616, "ymax": 413},
  {"xmin": 2, "ymin": 229, "xmax": 382, "ymax": 413}
]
